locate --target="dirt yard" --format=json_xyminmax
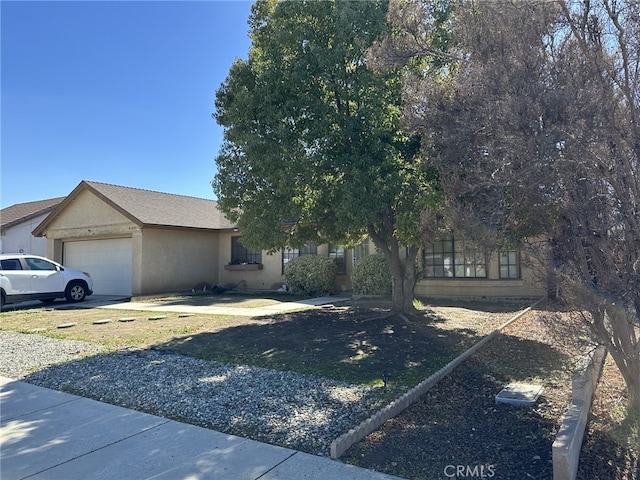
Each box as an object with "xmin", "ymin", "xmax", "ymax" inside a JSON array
[
  {"xmin": 1, "ymin": 295, "xmax": 637, "ymax": 479},
  {"xmin": 342, "ymin": 303, "xmax": 639, "ymax": 480}
]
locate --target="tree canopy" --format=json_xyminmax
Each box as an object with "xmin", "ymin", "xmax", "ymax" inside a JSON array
[
  {"xmin": 213, "ymin": 0, "xmax": 444, "ymax": 312},
  {"xmin": 380, "ymin": 0, "xmax": 640, "ymax": 413}
]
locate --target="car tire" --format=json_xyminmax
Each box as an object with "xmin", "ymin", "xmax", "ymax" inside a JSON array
[
  {"xmin": 65, "ymin": 282, "xmax": 87, "ymax": 302},
  {"xmin": 0, "ymin": 292, "xmax": 4, "ymax": 311}
]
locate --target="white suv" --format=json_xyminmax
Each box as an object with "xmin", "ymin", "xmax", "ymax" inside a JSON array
[{"xmin": 0, "ymin": 254, "xmax": 93, "ymax": 310}]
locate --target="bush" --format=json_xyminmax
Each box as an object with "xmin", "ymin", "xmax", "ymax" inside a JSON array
[
  {"xmin": 285, "ymin": 255, "xmax": 337, "ymax": 296},
  {"xmin": 351, "ymin": 253, "xmax": 391, "ymax": 296}
]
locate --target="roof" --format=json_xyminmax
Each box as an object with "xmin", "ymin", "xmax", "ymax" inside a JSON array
[
  {"xmin": 33, "ymin": 181, "xmax": 236, "ymax": 235},
  {"xmin": 1, "ymin": 197, "xmax": 65, "ymax": 230}
]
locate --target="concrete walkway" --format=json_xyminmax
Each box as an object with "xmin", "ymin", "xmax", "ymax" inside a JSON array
[
  {"xmin": 1, "ymin": 377, "xmax": 403, "ymax": 480},
  {"xmin": 88, "ymin": 295, "xmax": 352, "ymax": 317}
]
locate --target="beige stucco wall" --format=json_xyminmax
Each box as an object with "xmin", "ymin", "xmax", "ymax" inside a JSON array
[
  {"xmin": 216, "ymin": 234, "xmax": 355, "ymax": 292},
  {"xmin": 40, "ymin": 190, "xmax": 139, "ymax": 262},
  {"xmin": 139, "ymin": 227, "xmax": 220, "ymax": 294},
  {"xmin": 43, "ymin": 190, "xmax": 137, "ymax": 239},
  {"xmin": 216, "ymin": 231, "xmax": 286, "ymax": 290}
]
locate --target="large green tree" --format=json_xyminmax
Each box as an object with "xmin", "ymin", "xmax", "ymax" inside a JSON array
[{"xmin": 213, "ymin": 0, "xmax": 443, "ymax": 312}]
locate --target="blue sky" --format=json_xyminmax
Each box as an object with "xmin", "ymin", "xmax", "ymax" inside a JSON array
[{"xmin": 1, "ymin": 0, "xmax": 254, "ymax": 208}]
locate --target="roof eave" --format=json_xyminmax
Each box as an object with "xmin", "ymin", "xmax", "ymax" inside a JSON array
[
  {"xmin": 2, "ymin": 205, "xmax": 59, "ymax": 230},
  {"xmin": 140, "ymin": 223, "xmax": 233, "ymax": 232}
]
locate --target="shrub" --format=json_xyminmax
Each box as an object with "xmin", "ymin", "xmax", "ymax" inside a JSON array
[
  {"xmin": 351, "ymin": 253, "xmax": 391, "ymax": 296},
  {"xmin": 285, "ymin": 255, "xmax": 337, "ymax": 296}
]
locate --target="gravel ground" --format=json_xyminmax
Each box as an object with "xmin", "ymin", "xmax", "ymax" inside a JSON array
[
  {"xmin": 8, "ymin": 301, "xmax": 629, "ymax": 479},
  {"xmin": 0, "ymin": 301, "xmax": 534, "ymax": 465},
  {"xmin": 0, "ymin": 330, "xmax": 382, "ymax": 457}
]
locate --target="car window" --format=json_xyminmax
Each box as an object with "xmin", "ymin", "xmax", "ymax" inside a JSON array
[
  {"xmin": 0, "ymin": 259, "xmax": 23, "ymax": 270},
  {"xmin": 24, "ymin": 258, "xmax": 57, "ymax": 271}
]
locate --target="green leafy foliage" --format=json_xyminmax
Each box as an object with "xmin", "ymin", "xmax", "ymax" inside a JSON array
[
  {"xmin": 212, "ymin": 0, "xmax": 442, "ymax": 249},
  {"xmin": 285, "ymin": 255, "xmax": 337, "ymax": 297},
  {"xmin": 212, "ymin": 0, "xmax": 449, "ymax": 311},
  {"xmin": 351, "ymin": 253, "xmax": 391, "ymax": 296}
]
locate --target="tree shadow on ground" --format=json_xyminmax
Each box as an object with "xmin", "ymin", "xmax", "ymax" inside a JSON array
[
  {"xmin": 342, "ymin": 333, "xmax": 574, "ymax": 480},
  {"xmin": 155, "ymin": 306, "xmax": 489, "ymax": 387},
  {"xmin": 416, "ymin": 296, "xmax": 533, "ymax": 313},
  {"xmin": 578, "ymin": 411, "xmax": 640, "ymax": 480},
  {"xmin": 579, "ymin": 431, "xmax": 640, "ymax": 480}
]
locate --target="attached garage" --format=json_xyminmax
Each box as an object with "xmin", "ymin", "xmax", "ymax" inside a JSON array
[
  {"xmin": 33, "ymin": 181, "xmax": 234, "ymax": 296},
  {"xmin": 63, "ymin": 238, "xmax": 133, "ymax": 295}
]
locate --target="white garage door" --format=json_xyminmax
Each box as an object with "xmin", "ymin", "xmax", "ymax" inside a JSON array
[{"xmin": 64, "ymin": 238, "xmax": 133, "ymax": 295}]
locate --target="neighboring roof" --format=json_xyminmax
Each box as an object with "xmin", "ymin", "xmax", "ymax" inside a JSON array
[
  {"xmin": 1, "ymin": 197, "xmax": 66, "ymax": 230},
  {"xmin": 33, "ymin": 181, "xmax": 236, "ymax": 236}
]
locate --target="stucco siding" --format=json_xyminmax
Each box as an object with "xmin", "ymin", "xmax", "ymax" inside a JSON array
[
  {"xmin": 139, "ymin": 228, "xmax": 220, "ymax": 294},
  {"xmin": 414, "ymin": 278, "xmax": 544, "ymax": 298},
  {"xmin": 215, "ymin": 236, "xmax": 356, "ymax": 292},
  {"xmin": 42, "ymin": 190, "xmax": 137, "ymax": 240},
  {"xmin": 0, "ymin": 212, "xmax": 50, "ymax": 256},
  {"xmin": 217, "ymin": 231, "xmax": 286, "ymax": 290}
]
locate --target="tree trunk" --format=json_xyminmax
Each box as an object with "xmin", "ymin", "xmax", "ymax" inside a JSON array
[
  {"xmin": 595, "ymin": 305, "xmax": 640, "ymax": 416},
  {"xmin": 368, "ymin": 227, "xmax": 418, "ymax": 313},
  {"xmin": 628, "ymin": 376, "xmax": 640, "ymax": 416},
  {"xmin": 390, "ymin": 247, "xmax": 418, "ymax": 313},
  {"xmin": 609, "ymin": 347, "xmax": 640, "ymax": 416}
]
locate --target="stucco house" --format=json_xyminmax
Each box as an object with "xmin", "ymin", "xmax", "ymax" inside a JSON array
[
  {"xmin": 32, "ymin": 180, "xmax": 546, "ymax": 298},
  {"xmin": 1, "ymin": 197, "xmax": 65, "ymax": 256},
  {"xmin": 33, "ymin": 181, "xmax": 235, "ymax": 296}
]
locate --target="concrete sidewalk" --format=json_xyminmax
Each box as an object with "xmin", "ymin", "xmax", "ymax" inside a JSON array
[{"xmin": 1, "ymin": 376, "xmax": 403, "ymax": 480}]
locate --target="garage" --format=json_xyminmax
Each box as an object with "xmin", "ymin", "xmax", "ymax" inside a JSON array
[
  {"xmin": 63, "ymin": 238, "xmax": 133, "ymax": 295},
  {"xmin": 33, "ymin": 181, "xmax": 235, "ymax": 296}
]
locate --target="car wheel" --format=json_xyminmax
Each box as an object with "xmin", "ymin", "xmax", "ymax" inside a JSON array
[
  {"xmin": 65, "ymin": 282, "xmax": 87, "ymax": 302},
  {"xmin": 0, "ymin": 292, "xmax": 4, "ymax": 311}
]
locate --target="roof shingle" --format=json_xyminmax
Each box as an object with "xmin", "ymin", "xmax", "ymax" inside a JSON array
[
  {"xmin": 83, "ymin": 181, "xmax": 236, "ymax": 230},
  {"xmin": 1, "ymin": 197, "xmax": 65, "ymax": 229}
]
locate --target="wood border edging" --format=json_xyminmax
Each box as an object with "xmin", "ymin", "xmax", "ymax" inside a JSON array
[{"xmin": 329, "ymin": 297, "xmax": 545, "ymax": 459}]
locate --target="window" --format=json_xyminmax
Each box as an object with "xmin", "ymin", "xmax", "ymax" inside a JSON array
[
  {"xmin": 0, "ymin": 259, "xmax": 22, "ymax": 270},
  {"xmin": 25, "ymin": 257, "xmax": 57, "ymax": 271},
  {"xmin": 499, "ymin": 250, "xmax": 520, "ymax": 279},
  {"xmin": 423, "ymin": 238, "xmax": 454, "ymax": 277},
  {"xmin": 329, "ymin": 245, "xmax": 346, "ymax": 274},
  {"xmin": 352, "ymin": 239, "xmax": 370, "ymax": 265},
  {"xmin": 230, "ymin": 237, "xmax": 262, "ymax": 265},
  {"xmin": 423, "ymin": 238, "xmax": 486, "ymax": 278},
  {"xmin": 282, "ymin": 243, "xmax": 317, "ymax": 273}
]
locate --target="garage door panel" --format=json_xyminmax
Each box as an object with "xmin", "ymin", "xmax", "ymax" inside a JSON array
[{"xmin": 64, "ymin": 238, "xmax": 132, "ymax": 295}]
